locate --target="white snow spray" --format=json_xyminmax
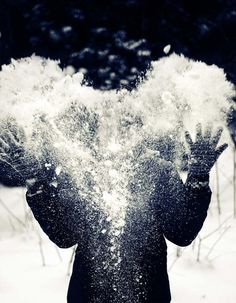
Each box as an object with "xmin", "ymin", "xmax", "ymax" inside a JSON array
[{"xmin": 0, "ymin": 54, "xmax": 235, "ymax": 302}]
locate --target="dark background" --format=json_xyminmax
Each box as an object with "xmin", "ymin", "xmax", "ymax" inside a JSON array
[
  {"xmin": 0, "ymin": 0, "xmax": 235, "ymax": 89},
  {"xmin": 0, "ymin": 0, "xmax": 235, "ymax": 186}
]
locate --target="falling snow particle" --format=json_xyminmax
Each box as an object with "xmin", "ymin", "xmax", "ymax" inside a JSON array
[{"xmin": 163, "ymin": 44, "xmax": 171, "ymax": 54}]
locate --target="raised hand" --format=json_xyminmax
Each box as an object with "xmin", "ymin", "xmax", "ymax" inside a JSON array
[
  {"xmin": 185, "ymin": 123, "xmax": 228, "ymax": 176},
  {"xmin": 0, "ymin": 119, "xmax": 38, "ymax": 181}
]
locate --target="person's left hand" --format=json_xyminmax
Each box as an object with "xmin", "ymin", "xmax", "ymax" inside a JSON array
[
  {"xmin": 0, "ymin": 122, "xmax": 25, "ymax": 172},
  {"xmin": 185, "ymin": 123, "xmax": 228, "ymax": 176},
  {"xmin": 0, "ymin": 120, "xmax": 40, "ymax": 181}
]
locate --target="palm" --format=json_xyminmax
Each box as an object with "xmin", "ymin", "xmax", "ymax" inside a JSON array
[{"xmin": 185, "ymin": 124, "xmax": 228, "ymax": 175}]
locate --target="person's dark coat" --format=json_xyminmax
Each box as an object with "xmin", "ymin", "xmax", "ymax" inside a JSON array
[{"xmin": 26, "ymin": 155, "xmax": 211, "ymax": 303}]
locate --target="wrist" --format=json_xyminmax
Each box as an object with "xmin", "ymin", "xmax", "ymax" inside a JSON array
[
  {"xmin": 188, "ymin": 166, "xmax": 210, "ymax": 176},
  {"xmin": 187, "ymin": 171, "xmax": 210, "ymax": 189}
]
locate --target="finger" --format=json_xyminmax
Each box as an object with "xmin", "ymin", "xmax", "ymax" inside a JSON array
[
  {"xmin": 6, "ymin": 118, "xmax": 26, "ymax": 144},
  {"xmin": 196, "ymin": 123, "xmax": 202, "ymax": 141},
  {"xmin": 216, "ymin": 143, "xmax": 228, "ymax": 159},
  {"xmin": 0, "ymin": 152, "xmax": 10, "ymax": 161},
  {"xmin": 212, "ymin": 127, "xmax": 223, "ymax": 147},
  {"xmin": 0, "ymin": 137, "xmax": 10, "ymax": 151},
  {"xmin": 16, "ymin": 126, "xmax": 26, "ymax": 143},
  {"xmin": 185, "ymin": 131, "xmax": 193, "ymax": 146},
  {"xmin": 1, "ymin": 130, "xmax": 19, "ymax": 148},
  {"xmin": 204, "ymin": 123, "xmax": 213, "ymax": 141},
  {"xmin": 0, "ymin": 155, "xmax": 8, "ymax": 164},
  {"xmin": 8, "ymin": 123, "xmax": 21, "ymax": 142}
]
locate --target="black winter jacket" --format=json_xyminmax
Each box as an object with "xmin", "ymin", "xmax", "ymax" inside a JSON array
[{"xmin": 26, "ymin": 157, "xmax": 211, "ymax": 303}]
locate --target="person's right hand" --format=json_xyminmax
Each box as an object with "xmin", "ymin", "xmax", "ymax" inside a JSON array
[
  {"xmin": 0, "ymin": 119, "xmax": 37, "ymax": 181},
  {"xmin": 185, "ymin": 123, "xmax": 228, "ymax": 176}
]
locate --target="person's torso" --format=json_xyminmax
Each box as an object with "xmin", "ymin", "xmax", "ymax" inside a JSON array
[{"xmin": 68, "ymin": 155, "xmax": 171, "ymax": 303}]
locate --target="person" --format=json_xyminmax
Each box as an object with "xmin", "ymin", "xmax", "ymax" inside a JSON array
[{"xmin": 0, "ymin": 122, "xmax": 228, "ymax": 303}]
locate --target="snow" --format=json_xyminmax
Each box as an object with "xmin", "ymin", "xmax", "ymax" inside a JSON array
[
  {"xmin": 0, "ymin": 141, "xmax": 236, "ymax": 302},
  {"xmin": 169, "ymin": 142, "xmax": 236, "ymax": 302},
  {"xmin": 0, "ymin": 54, "xmax": 236, "ymax": 302},
  {"xmin": 163, "ymin": 44, "xmax": 171, "ymax": 54}
]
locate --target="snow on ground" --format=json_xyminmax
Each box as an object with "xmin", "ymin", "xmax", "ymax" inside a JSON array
[
  {"xmin": 169, "ymin": 141, "xmax": 236, "ymax": 303},
  {"xmin": 0, "ymin": 141, "xmax": 236, "ymax": 303}
]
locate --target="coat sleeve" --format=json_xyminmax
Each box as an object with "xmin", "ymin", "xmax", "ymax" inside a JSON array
[
  {"xmin": 159, "ymin": 162, "xmax": 212, "ymax": 247},
  {"xmin": 26, "ymin": 173, "xmax": 86, "ymax": 248}
]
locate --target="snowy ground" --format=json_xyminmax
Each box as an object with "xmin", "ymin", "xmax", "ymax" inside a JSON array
[{"xmin": 0, "ymin": 144, "xmax": 236, "ymax": 303}]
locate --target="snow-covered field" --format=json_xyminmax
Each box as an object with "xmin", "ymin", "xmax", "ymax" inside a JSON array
[{"xmin": 0, "ymin": 142, "xmax": 235, "ymax": 303}]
